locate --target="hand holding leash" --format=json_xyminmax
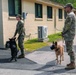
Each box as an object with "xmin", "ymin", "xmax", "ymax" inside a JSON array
[
  {"xmin": 12, "ymin": 36, "xmax": 16, "ymax": 39},
  {"xmin": 57, "ymin": 32, "xmax": 63, "ymax": 37}
]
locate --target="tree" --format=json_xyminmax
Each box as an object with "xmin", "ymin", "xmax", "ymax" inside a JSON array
[{"xmin": 50, "ymin": 0, "xmax": 76, "ymax": 8}]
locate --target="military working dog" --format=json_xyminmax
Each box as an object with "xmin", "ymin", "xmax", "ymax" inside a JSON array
[
  {"xmin": 6, "ymin": 38, "xmax": 18, "ymax": 62},
  {"xmin": 50, "ymin": 41, "xmax": 64, "ymax": 64}
]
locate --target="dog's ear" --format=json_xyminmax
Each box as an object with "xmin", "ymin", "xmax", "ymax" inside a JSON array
[
  {"xmin": 55, "ymin": 42, "xmax": 57, "ymax": 45},
  {"xmin": 52, "ymin": 41, "xmax": 54, "ymax": 44},
  {"xmin": 9, "ymin": 38, "xmax": 11, "ymax": 40}
]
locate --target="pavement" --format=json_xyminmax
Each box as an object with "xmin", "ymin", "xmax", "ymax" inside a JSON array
[{"xmin": 0, "ymin": 36, "xmax": 76, "ymax": 75}]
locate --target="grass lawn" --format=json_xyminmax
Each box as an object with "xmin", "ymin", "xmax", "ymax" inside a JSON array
[
  {"xmin": 24, "ymin": 33, "xmax": 62, "ymax": 52},
  {"xmin": 24, "ymin": 39, "xmax": 48, "ymax": 52},
  {"xmin": 48, "ymin": 33, "xmax": 62, "ymax": 42}
]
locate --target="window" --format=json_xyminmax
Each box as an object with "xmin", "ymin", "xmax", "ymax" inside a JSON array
[
  {"xmin": 8, "ymin": 0, "xmax": 21, "ymax": 16},
  {"xmin": 58, "ymin": 9, "xmax": 63, "ymax": 19},
  {"xmin": 47, "ymin": 6, "xmax": 53, "ymax": 18},
  {"xmin": 35, "ymin": 3, "xmax": 42, "ymax": 18}
]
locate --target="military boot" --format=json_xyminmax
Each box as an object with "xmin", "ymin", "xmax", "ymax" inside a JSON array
[
  {"xmin": 65, "ymin": 62, "xmax": 75, "ymax": 70},
  {"xmin": 18, "ymin": 54, "xmax": 25, "ymax": 58}
]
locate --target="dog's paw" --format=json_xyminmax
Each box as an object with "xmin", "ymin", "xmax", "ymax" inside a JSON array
[
  {"xmin": 15, "ymin": 59, "xmax": 17, "ymax": 62},
  {"xmin": 9, "ymin": 59, "xmax": 13, "ymax": 62}
]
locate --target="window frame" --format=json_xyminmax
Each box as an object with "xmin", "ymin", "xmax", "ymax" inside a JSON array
[
  {"xmin": 8, "ymin": 0, "xmax": 22, "ymax": 17},
  {"xmin": 47, "ymin": 6, "xmax": 53, "ymax": 19},
  {"xmin": 58, "ymin": 9, "xmax": 63, "ymax": 19},
  {"xmin": 35, "ymin": 3, "xmax": 43, "ymax": 18}
]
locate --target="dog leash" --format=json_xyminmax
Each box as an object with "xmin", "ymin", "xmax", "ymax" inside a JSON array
[
  {"xmin": 15, "ymin": 36, "xmax": 20, "ymax": 42},
  {"xmin": 15, "ymin": 33, "xmax": 21, "ymax": 42},
  {"xmin": 55, "ymin": 27, "xmax": 64, "ymax": 47}
]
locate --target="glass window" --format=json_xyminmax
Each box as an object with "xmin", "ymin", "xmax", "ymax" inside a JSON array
[
  {"xmin": 58, "ymin": 9, "xmax": 63, "ymax": 19},
  {"xmin": 47, "ymin": 6, "xmax": 53, "ymax": 18},
  {"xmin": 8, "ymin": 0, "xmax": 21, "ymax": 16},
  {"xmin": 35, "ymin": 3, "xmax": 43, "ymax": 18}
]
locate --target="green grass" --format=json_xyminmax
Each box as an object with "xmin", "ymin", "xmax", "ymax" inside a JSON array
[
  {"xmin": 24, "ymin": 33, "xmax": 62, "ymax": 52},
  {"xmin": 48, "ymin": 33, "xmax": 62, "ymax": 42},
  {"xmin": 24, "ymin": 39, "xmax": 48, "ymax": 52}
]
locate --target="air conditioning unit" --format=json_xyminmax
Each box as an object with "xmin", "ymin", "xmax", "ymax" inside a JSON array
[{"xmin": 38, "ymin": 26, "xmax": 48, "ymax": 41}]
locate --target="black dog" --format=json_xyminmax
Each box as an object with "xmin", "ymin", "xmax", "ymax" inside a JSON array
[{"xmin": 6, "ymin": 38, "xmax": 18, "ymax": 62}]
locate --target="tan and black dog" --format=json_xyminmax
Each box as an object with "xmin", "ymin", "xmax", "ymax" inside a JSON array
[{"xmin": 50, "ymin": 41, "xmax": 64, "ymax": 64}]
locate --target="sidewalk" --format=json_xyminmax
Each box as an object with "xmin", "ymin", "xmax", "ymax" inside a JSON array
[{"xmin": 0, "ymin": 36, "xmax": 76, "ymax": 75}]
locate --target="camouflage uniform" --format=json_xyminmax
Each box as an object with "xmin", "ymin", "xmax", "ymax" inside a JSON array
[
  {"xmin": 62, "ymin": 11, "xmax": 75, "ymax": 63},
  {"xmin": 14, "ymin": 20, "xmax": 25, "ymax": 55}
]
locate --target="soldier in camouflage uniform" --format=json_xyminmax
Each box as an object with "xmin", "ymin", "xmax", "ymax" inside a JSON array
[
  {"xmin": 62, "ymin": 3, "xmax": 76, "ymax": 70},
  {"xmin": 13, "ymin": 14, "xmax": 25, "ymax": 58}
]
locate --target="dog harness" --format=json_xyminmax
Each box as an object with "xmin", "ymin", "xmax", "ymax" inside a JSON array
[{"xmin": 55, "ymin": 47, "xmax": 60, "ymax": 52}]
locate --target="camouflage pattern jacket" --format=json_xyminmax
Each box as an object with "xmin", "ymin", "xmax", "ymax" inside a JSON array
[
  {"xmin": 62, "ymin": 11, "xmax": 76, "ymax": 41},
  {"xmin": 14, "ymin": 20, "xmax": 25, "ymax": 37}
]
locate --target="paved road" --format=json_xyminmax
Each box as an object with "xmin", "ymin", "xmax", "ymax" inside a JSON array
[{"xmin": 0, "ymin": 36, "xmax": 76, "ymax": 75}]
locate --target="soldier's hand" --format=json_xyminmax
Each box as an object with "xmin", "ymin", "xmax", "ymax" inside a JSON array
[
  {"xmin": 12, "ymin": 36, "xmax": 16, "ymax": 39},
  {"xmin": 58, "ymin": 32, "xmax": 63, "ymax": 37},
  {"xmin": 61, "ymin": 32, "xmax": 64, "ymax": 37}
]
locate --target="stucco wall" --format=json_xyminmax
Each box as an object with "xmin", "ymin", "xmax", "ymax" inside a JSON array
[
  {"xmin": 2, "ymin": 0, "xmax": 17, "ymax": 48},
  {"xmin": 0, "ymin": 0, "xmax": 4, "ymax": 48},
  {"xmin": 22, "ymin": 0, "xmax": 64, "ymax": 37},
  {"xmin": 56, "ymin": 8, "xmax": 65, "ymax": 32},
  {"xmin": 22, "ymin": 0, "xmax": 55, "ymax": 38},
  {"xmin": 1, "ymin": 0, "xmax": 64, "ymax": 47}
]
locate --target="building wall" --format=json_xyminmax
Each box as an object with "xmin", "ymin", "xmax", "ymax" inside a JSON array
[
  {"xmin": 49, "ymin": 7, "xmax": 65, "ymax": 33},
  {"xmin": 55, "ymin": 7, "xmax": 65, "ymax": 33},
  {"xmin": 0, "ymin": 0, "xmax": 4, "ymax": 48},
  {"xmin": 22, "ymin": 0, "xmax": 64, "ymax": 37},
  {"xmin": 2, "ymin": 0, "xmax": 17, "ymax": 48},
  {"xmin": 1, "ymin": 0, "xmax": 65, "ymax": 47},
  {"xmin": 22, "ymin": 0, "xmax": 55, "ymax": 38}
]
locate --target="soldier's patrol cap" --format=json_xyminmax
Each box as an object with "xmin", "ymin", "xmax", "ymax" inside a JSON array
[
  {"xmin": 64, "ymin": 3, "xmax": 73, "ymax": 9},
  {"xmin": 16, "ymin": 14, "xmax": 22, "ymax": 19}
]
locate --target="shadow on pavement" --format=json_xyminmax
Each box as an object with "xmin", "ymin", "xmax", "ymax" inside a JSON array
[
  {"xmin": 35, "ymin": 69, "xmax": 70, "ymax": 75},
  {"xmin": 0, "ymin": 57, "xmax": 37, "ymax": 64},
  {"xmin": 35, "ymin": 60, "xmax": 56, "ymax": 71},
  {"xmin": 35, "ymin": 60, "xmax": 74, "ymax": 75},
  {"xmin": 0, "ymin": 58, "xmax": 10, "ymax": 63}
]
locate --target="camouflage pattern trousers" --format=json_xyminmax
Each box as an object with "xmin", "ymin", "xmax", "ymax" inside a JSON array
[
  {"xmin": 65, "ymin": 40, "xmax": 75, "ymax": 63},
  {"xmin": 18, "ymin": 35, "xmax": 25, "ymax": 55}
]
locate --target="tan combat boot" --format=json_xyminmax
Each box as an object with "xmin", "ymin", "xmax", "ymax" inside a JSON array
[{"xmin": 65, "ymin": 62, "xmax": 75, "ymax": 70}]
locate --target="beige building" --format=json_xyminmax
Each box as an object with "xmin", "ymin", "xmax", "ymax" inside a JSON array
[{"xmin": 0, "ymin": 0, "xmax": 66, "ymax": 48}]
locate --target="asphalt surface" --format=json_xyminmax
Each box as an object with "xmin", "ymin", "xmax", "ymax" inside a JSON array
[{"xmin": 0, "ymin": 36, "xmax": 76, "ymax": 75}]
